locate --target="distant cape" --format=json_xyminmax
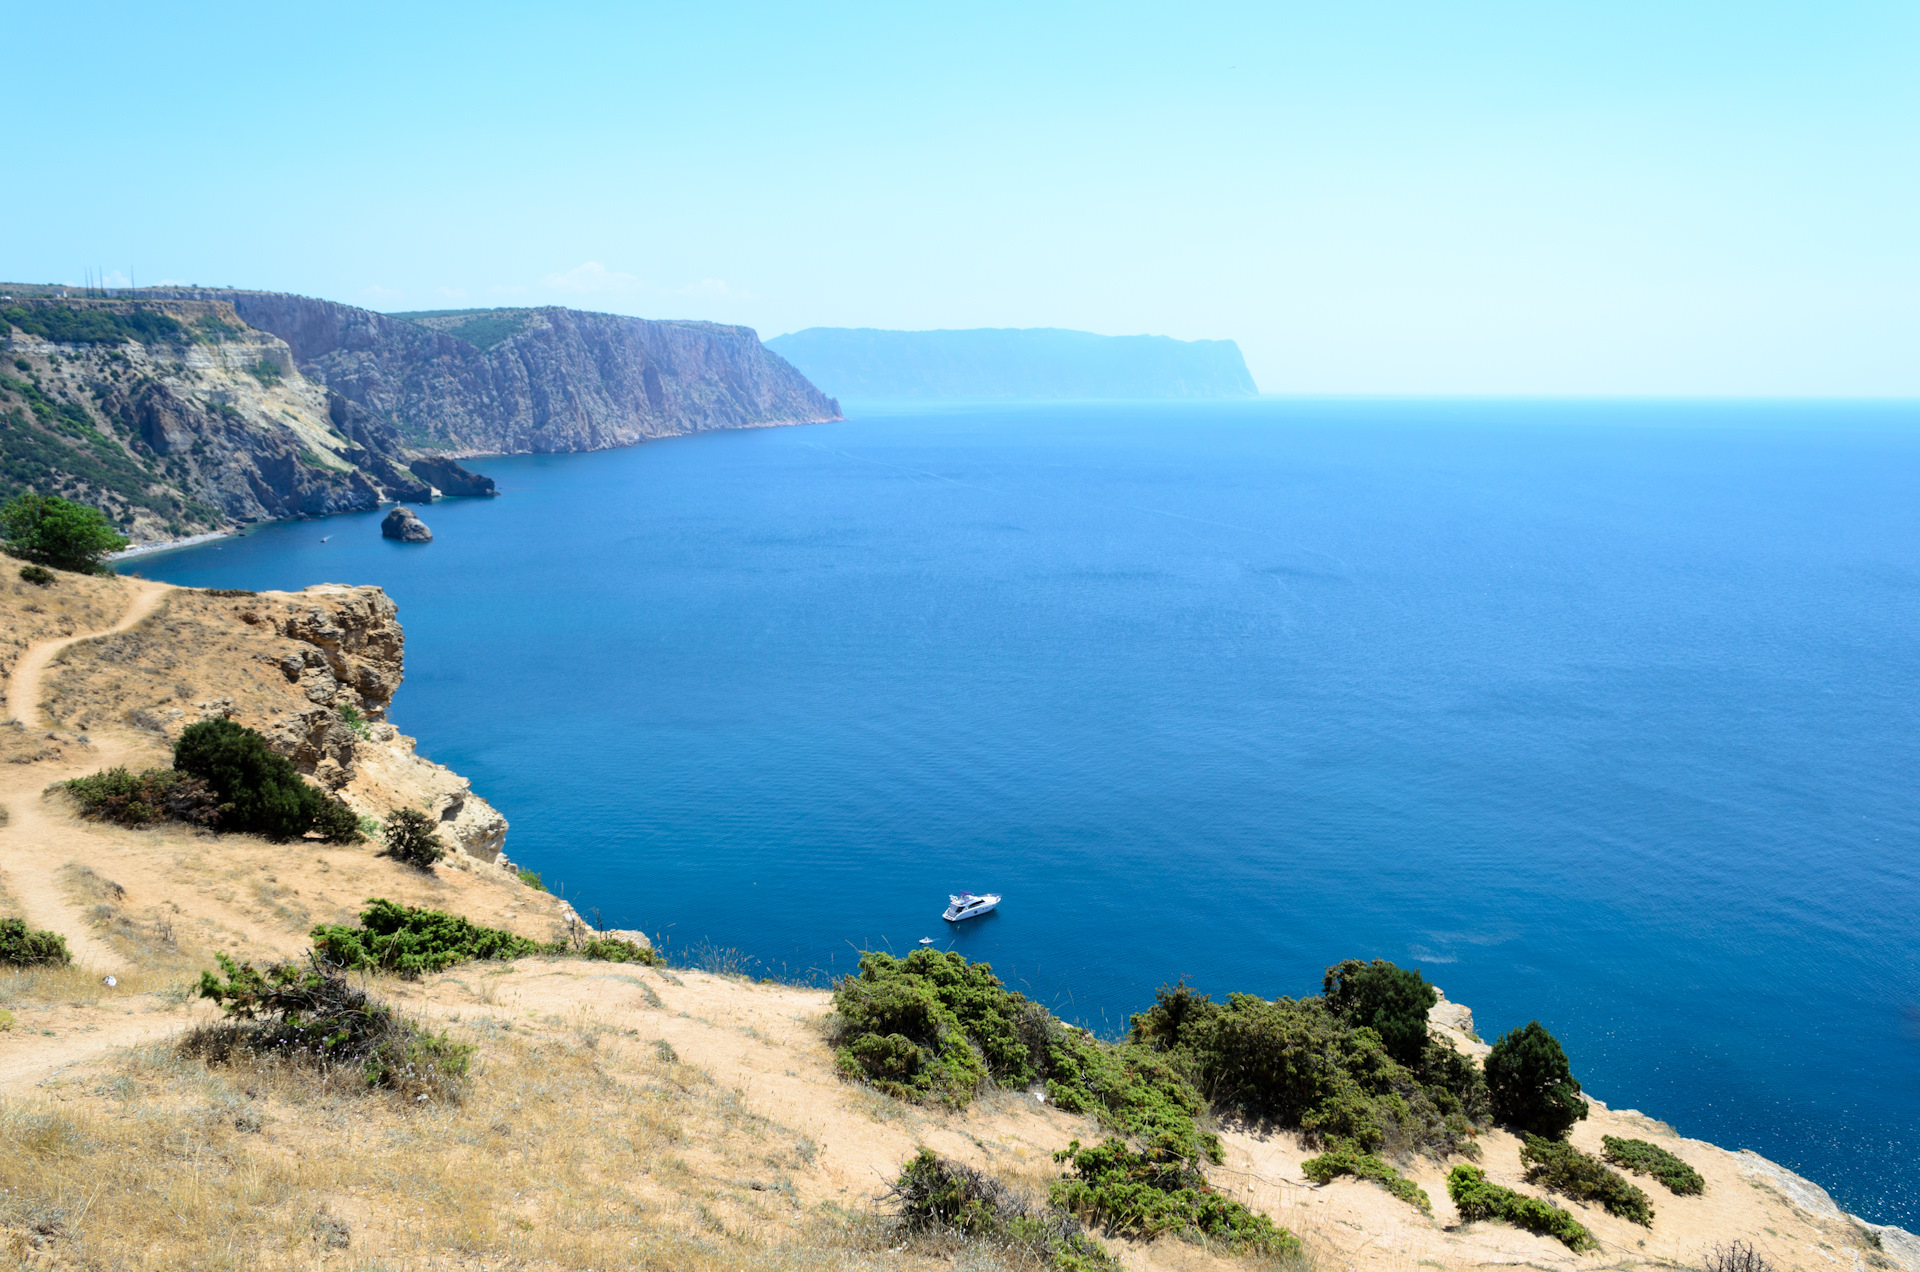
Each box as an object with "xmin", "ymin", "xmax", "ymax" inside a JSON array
[{"xmin": 764, "ymin": 327, "xmax": 1259, "ymax": 400}]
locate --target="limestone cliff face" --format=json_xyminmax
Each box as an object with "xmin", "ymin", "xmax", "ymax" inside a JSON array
[
  {"xmin": 46, "ymin": 583, "xmax": 511, "ymax": 867},
  {"xmin": 147, "ymin": 289, "xmax": 842, "ymax": 457},
  {"xmin": 3, "ymin": 284, "xmax": 837, "ymax": 543},
  {"xmin": 0, "ymin": 297, "xmax": 423, "ymax": 540}
]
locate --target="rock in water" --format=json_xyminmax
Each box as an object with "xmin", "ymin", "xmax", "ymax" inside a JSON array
[
  {"xmin": 381, "ymin": 507, "xmax": 433, "ymax": 542},
  {"xmin": 407, "ymin": 456, "xmax": 497, "ymax": 497}
]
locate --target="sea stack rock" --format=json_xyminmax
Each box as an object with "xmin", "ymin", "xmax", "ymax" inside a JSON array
[
  {"xmin": 380, "ymin": 507, "xmax": 433, "ymax": 542},
  {"xmin": 407, "ymin": 456, "xmax": 498, "ymax": 497}
]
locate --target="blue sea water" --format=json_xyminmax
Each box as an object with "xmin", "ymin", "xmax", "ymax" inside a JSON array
[{"xmin": 129, "ymin": 398, "xmax": 1920, "ymax": 1226}]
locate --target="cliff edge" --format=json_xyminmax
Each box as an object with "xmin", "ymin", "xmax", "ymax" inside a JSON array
[{"xmin": 147, "ymin": 289, "xmax": 842, "ymax": 457}]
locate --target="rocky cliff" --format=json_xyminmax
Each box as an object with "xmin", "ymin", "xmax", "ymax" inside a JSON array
[
  {"xmin": 42, "ymin": 582, "xmax": 512, "ymax": 867},
  {"xmin": 146, "ymin": 290, "xmax": 842, "ymax": 457},
  {"xmin": 0, "ymin": 284, "xmax": 840, "ymax": 542},
  {"xmin": 0, "ymin": 295, "xmax": 415, "ymax": 540}
]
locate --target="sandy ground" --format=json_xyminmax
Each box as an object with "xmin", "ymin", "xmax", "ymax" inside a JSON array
[{"xmin": 0, "ymin": 572, "xmax": 1909, "ymax": 1272}]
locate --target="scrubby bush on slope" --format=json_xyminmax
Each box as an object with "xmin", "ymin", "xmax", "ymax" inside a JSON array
[
  {"xmin": 836, "ymin": 951, "xmax": 1480, "ymax": 1221},
  {"xmin": 65, "ymin": 766, "xmax": 218, "ymax": 827},
  {"xmin": 891, "ymin": 1149, "xmax": 1117, "ymax": 1270},
  {"xmin": 1485, "ymin": 1020, "xmax": 1587, "ymax": 1139},
  {"xmin": 312, "ymin": 899, "xmax": 656, "ymax": 977},
  {"xmin": 1051, "ymin": 1137, "xmax": 1300, "ymax": 1255},
  {"xmin": 1126, "ymin": 977, "xmax": 1485, "ymax": 1161},
  {"xmin": 189, "ymin": 953, "xmax": 471, "ymax": 1099},
  {"xmin": 576, "ymin": 934, "xmax": 656, "ymax": 964},
  {"xmin": 833, "ymin": 950, "xmax": 1215, "ymax": 1157},
  {"xmin": 1323, "ymin": 957, "xmax": 1438, "ymax": 1066},
  {"xmin": 0, "ymin": 492, "xmax": 127, "ymax": 573},
  {"xmin": 1602, "ymin": 1135, "xmax": 1705, "ymax": 1195},
  {"xmin": 173, "ymin": 719, "xmax": 360, "ymax": 843},
  {"xmin": 312, "ymin": 899, "xmax": 545, "ymax": 977},
  {"xmin": 1521, "ymin": 1133, "xmax": 1653, "ymax": 1225},
  {"xmin": 379, "ymin": 807, "xmax": 446, "ymax": 870},
  {"xmin": 0, "ymin": 917, "xmax": 71, "ymax": 967},
  {"xmin": 1447, "ymin": 1164, "xmax": 1595, "ymax": 1251},
  {"xmin": 1300, "ymin": 1144, "xmax": 1432, "ymax": 1211}
]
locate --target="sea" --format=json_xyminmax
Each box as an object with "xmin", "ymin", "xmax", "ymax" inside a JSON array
[{"xmin": 127, "ymin": 398, "xmax": 1920, "ymax": 1227}]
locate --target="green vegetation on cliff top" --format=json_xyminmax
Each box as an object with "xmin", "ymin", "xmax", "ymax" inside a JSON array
[{"xmin": 831, "ymin": 946, "xmax": 1499, "ymax": 1246}]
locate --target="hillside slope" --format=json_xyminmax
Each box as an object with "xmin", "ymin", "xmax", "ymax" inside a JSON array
[
  {"xmin": 767, "ymin": 326, "xmax": 1260, "ymax": 399},
  {"xmin": 150, "ymin": 290, "xmax": 842, "ymax": 456},
  {"xmin": 0, "ymin": 295, "xmax": 415, "ymax": 541},
  {"xmin": 0, "ymin": 285, "xmax": 841, "ymax": 543}
]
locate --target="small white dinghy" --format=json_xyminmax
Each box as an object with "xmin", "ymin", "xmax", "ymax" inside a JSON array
[{"xmin": 942, "ymin": 892, "xmax": 1001, "ymax": 922}]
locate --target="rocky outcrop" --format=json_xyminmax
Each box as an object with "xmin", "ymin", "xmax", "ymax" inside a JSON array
[
  {"xmin": 0, "ymin": 297, "xmax": 411, "ymax": 540},
  {"xmin": 143, "ymin": 289, "xmax": 842, "ymax": 456},
  {"xmin": 381, "ymin": 507, "xmax": 432, "ymax": 541},
  {"xmin": 408, "ymin": 456, "xmax": 496, "ymax": 497},
  {"xmin": 236, "ymin": 587, "xmax": 507, "ymax": 863},
  {"xmin": 2, "ymin": 284, "xmax": 839, "ymax": 543},
  {"xmin": 47, "ymin": 584, "xmax": 511, "ymax": 866}
]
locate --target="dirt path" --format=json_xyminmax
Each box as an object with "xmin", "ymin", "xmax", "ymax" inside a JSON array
[{"xmin": 0, "ymin": 579, "xmax": 170, "ymax": 970}]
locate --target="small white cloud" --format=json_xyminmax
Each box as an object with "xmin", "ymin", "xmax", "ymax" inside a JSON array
[
  {"xmin": 435, "ymin": 286, "xmax": 469, "ymax": 300},
  {"xmin": 542, "ymin": 261, "xmax": 642, "ymax": 294},
  {"xmin": 361, "ymin": 284, "xmax": 404, "ymax": 301}
]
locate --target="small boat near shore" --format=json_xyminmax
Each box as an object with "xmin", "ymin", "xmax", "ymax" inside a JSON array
[{"xmin": 943, "ymin": 892, "xmax": 1000, "ymax": 922}]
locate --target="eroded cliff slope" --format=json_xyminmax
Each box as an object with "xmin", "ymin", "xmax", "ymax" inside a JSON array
[
  {"xmin": 0, "ymin": 296, "xmax": 420, "ymax": 540},
  {"xmin": 0, "ymin": 284, "xmax": 840, "ymax": 542},
  {"xmin": 148, "ymin": 289, "xmax": 842, "ymax": 456},
  {"xmin": 39, "ymin": 582, "xmax": 513, "ymax": 867}
]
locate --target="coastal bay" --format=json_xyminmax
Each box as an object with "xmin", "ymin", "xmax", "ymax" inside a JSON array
[{"xmin": 130, "ymin": 396, "xmax": 1920, "ymax": 1228}]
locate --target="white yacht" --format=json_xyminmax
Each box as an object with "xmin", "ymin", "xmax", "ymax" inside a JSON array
[{"xmin": 942, "ymin": 892, "xmax": 1001, "ymax": 922}]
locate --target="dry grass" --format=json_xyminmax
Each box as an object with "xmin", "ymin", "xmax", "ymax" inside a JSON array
[{"xmin": 0, "ymin": 1012, "xmax": 981, "ymax": 1272}]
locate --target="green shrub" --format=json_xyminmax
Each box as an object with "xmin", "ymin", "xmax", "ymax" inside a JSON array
[
  {"xmin": 173, "ymin": 718, "xmax": 358, "ymax": 843},
  {"xmin": 1602, "ymin": 1135, "xmax": 1705, "ymax": 1195},
  {"xmin": 379, "ymin": 807, "xmax": 446, "ymax": 870},
  {"xmin": 0, "ymin": 917, "xmax": 71, "ymax": 967},
  {"xmin": 890, "ymin": 1149, "xmax": 1117, "ymax": 1270},
  {"xmin": 1300, "ymin": 1143, "xmax": 1431, "ymax": 1211},
  {"xmin": 831, "ymin": 950, "xmax": 995, "ymax": 1107},
  {"xmin": 1126, "ymin": 981, "xmax": 1482, "ymax": 1160},
  {"xmin": 17, "ymin": 564, "xmax": 52, "ymax": 585},
  {"xmin": 1050, "ymin": 1138, "xmax": 1300, "ymax": 1256},
  {"xmin": 311, "ymin": 798, "xmax": 365, "ymax": 845},
  {"xmin": 311, "ymin": 898, "xmax": 543, "ymax": 978},
  {"xmin": 579, "ymin": 935, "xmax": 657, "ymax": 965},
  {"xmin": 336, "ymin": 702, "xmax": 370, "ymax": 737},
  {"xmin": 1446, "ymin": 1164, "xmax": 1595, "ymax": 1251},
  {"xmin": 1485, "ymin": 1021, "xmax": 1587, "ymax": 1139},
  {"xmin": 1323, "ymin": 958, "xmax": 1437, "ymax": 1066},
  {"xmin": 0, "ymin": 492, "xmax": 128, "ymax": 574},
  {"xmin": 832, "ymin": 950, "xmax": 1218, "ymax": 1160},
  {"xmin": 65, "ymin": 766, "xmax": 219, "ymax": 827},
  {"xmin": 1419, "ymin": 1032, "xmax": 1491, "ymax": 1127},
  {"xmin": 247, "ymin": 359, "xmax": 282, "ymax": 387},
  {"xmin": 517, "ymin": 867, "xmax": 547, "ymax": 891},
  {"xmin": 0, "ymin": 302, "xmax": 186, "ymax": 347},
  {"xmin": 1041, "ymin": 1028, "xmax": 1218, "ymax": 1162},
  {"xmin": 188, "ymin": 953, "xmax": 471, "ymax": 1099},
  {"xmin": 1521, "ymin": 1133, "xmax": 1653, "ymax": 1225}
]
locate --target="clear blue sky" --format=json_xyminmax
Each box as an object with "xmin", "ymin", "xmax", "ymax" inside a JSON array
[{"xmin": 2, "ymin": 1, "xmax": 1914, "ymax": 394}]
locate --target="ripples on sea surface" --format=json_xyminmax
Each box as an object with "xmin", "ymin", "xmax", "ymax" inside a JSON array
[{"xmin": 131, "ymin": 398, "xmax": 1920, "ymax": 1224}]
